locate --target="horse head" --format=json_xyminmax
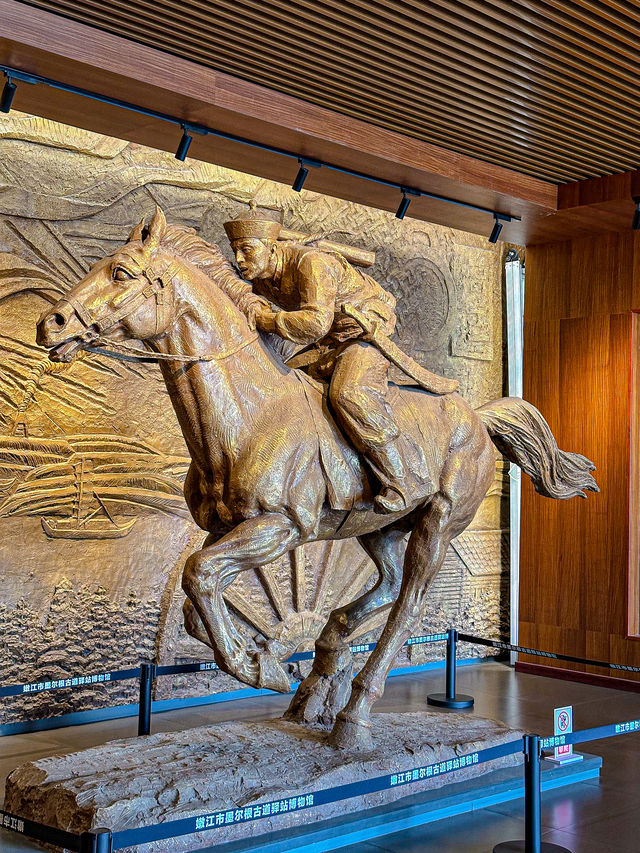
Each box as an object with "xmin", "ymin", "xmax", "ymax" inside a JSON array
[{"xmin": 37, "ymin": 207, "xmax": 180, "ymax": 362}]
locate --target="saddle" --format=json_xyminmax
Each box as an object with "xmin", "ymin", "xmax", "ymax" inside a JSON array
[{"xmin": 262, "ymin": 344, "xmax": 443, "ymax": 514}]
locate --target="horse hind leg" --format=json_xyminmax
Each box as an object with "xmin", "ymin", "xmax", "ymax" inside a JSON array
[
  {"xmin": 329, "ymin": 396, "xmax": 496, "ymax": 749},
  {"xmin": 285, "ymin": 521, "xmax": 409, "ymax": 727},
  {"xmin": 330, "ymin": 492, "xmax": 468, "ymax": 750}
]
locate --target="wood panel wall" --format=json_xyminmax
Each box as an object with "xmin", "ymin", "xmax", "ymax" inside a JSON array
[{"xmin": 520, "ymin": 230, "xmax": 640, "ymax": 683}]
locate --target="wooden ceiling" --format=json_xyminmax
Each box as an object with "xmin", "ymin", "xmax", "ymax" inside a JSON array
[
  {"xmin": 3, "ymin": 0, "xmax": 640, "ymax": 244},
  {"xmin": 15, "ymin": 0, "xmax": 640, "ymax": 184}
]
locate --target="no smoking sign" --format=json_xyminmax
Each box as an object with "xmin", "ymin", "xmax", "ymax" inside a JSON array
[{"xmin": 548, "ymin": 705, "xmax": 583, "ymax": 764}]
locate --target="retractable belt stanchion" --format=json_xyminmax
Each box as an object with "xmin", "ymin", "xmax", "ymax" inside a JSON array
[
  {"xmin": 493, "ymin": 734, "xmax": 571, "ymax": 853},
  {"xmin": 137, "ymin": 662, "xmax": 157, "ymax": 736},
  {"xmin": 427, "ymin": 628, "xmax": 474, "ymax": 709}
]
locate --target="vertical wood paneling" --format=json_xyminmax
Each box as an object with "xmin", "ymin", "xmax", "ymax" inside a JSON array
[
  {"xmin": 629, "ymin": 314, "xmax": 640, "ymax": 637},
  {"xmin": 521, "ymin": 231, "xmax": 640, "ymax": 681},
  {"xmin": 524, "ymin": 241, "xmax": 572, "ymax": 323},
  {"xmin": 569, "ymin": 234, "xmax": 629, "ymax": 318}
]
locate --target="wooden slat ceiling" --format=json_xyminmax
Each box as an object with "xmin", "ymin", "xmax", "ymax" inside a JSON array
[{"xmin": 15, "ymin": 0, "xmax": 640, "ymax": 184}]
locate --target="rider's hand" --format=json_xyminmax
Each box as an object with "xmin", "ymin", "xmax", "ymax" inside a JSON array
[
  {"xmin": 245, "ymin": 298, "xmax": 270, "ymax": 331},
  {"xmin": 255, "ymin": 306, "xmax": 277, "ymax": 335},
  {"xmin": 361, "ymin": 320, "xmax": 379, "ymax": 344}
]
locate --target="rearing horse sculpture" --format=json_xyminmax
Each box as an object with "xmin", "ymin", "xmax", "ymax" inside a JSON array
[{"xmin": 36, "ymin": 208, "xmax": 598, "ymax": 749}]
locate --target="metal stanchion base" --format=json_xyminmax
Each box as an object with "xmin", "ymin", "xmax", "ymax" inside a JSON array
[
  {"xmin": 493, "ymin": 842, "xmax": 572, "ymax": 852},
  {"xmin": 426, "ymin": 692, "xmax": 474, "ymax": 709}
]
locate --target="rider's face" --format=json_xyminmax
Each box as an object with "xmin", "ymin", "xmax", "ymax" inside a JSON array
[{"xmin": 232, "ymin": 239, "xmax": 274, "ymax": 280}]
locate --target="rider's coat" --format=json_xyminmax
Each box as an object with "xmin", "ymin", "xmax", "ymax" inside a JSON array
[{"xmin": 253, "ymin": 242, "xmax": 397, "ymax": 345}]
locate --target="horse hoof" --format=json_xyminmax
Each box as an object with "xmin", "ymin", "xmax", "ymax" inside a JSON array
[
  {"xmin": 283, "ymin": 674, "xmax": 322, "ymax": 724},
  {"xmin": 329, "ymin": 714, "xmax": 373, "ymax": 751},
  {"xmin": 284, "ymin": 667, "xmax": 352, "ymax": 727},
  {"xmin": 257, "ymin": 652, "xmax": 292, "ymax": 694}
]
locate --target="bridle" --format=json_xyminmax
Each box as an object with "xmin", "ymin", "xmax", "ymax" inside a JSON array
[{"xmin": 56, "ymin": 262, "xmax": 259, "ymax": 365}]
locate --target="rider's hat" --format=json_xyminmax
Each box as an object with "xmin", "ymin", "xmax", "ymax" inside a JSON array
[{"xmin": 224, "ymin": 200, "xmax": 282, "ymax": 242}]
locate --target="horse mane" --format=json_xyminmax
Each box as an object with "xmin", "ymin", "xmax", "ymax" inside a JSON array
[
  {"xmin": 159, "ymin": 224, "xmax": 239, "ymax": 284},
  {"xmin": 157, "ymin": 224, "xmax": 292, "ymax": 366}
]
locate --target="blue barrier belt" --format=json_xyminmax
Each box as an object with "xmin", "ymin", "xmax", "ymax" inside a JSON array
[
  {"xmin": 111, "ymin": 738, "xmax": 523, "ymax": 848},
  {"xmin": 3, "ymin": 634, "xmax": 448, "ymax": 694},
  {"xmin": 0, "ymin": 810, "xmax": 82, "ymax": 850},
  {"xmin": 157, "ymin": 634, "xmax": 448, "ymax": 675},
  {"xmin": 541, "ymin": 717, "xmax": 640, "ymax": 751},
  {"xmin": 0, "ymin": 667, "xmax": 141, "ymax": 698},
  {"xmin": 458, "ymin": 634, "xmax": 640, "ymax": 674}
]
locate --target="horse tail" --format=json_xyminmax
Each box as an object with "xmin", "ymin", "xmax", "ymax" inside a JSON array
[{"xmin": 476, "ymin": 397, "xmax": 599, "ymax": 500}]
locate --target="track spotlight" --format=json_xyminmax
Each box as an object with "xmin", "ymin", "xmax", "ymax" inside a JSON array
[
  {"xmin": 175, "ymin": 126, "xmax": 192, "ymax": 161},
  {"xmin": 396, "ymin": 191, "xmax": 411, "ymax": 220},
  {"xmin": 1, "ymin": 77, "xmax": 16, "ymax": 113},
  {"xmin": 291, "ymin": 157, "xmax": 321, "ymax": 192},
  {"xmin": 292, "ymin": 161, "xmax": 309, "ymax": 192},
  {"xmin": 488, "ymin": 214, "xmax": 503, "ymax": 243},
  {"xmin": 633, "ymin": 198, "xmax": 640, "ymax": 231},
  {"xmin": 395, "ymin": 187, "xmax": 419, "ymax": 220}
]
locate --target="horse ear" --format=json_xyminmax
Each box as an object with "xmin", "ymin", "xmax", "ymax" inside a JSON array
[
  {"xmin": 128, "ymin": 219, "xmax": 145, "ymax": 242},
  {"xmin": 143, "ymin": 206, "xmax": 166, "ymax": 249}
]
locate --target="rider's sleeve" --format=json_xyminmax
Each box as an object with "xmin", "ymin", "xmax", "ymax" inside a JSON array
[
  {"xmin": 217, "ymin": 260, "xmax": 270, "ymax": 316},
  {"xmin": 274, "ymin": 253, "xmax": 336, "ymax": 344}
]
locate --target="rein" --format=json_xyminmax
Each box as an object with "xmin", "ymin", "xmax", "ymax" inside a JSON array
[
  {"xmin": 59, "ymin": 260, "xmax": 260, "ymax": 365},
  {"xmin": 86, "ymin": 332, "xmax": 260, "ymax": 364}
]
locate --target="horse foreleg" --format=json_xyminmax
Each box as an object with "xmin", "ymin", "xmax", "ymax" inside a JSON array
[
  {"xmin": 285, "ymin": 523, "xmax": 408, "ymax": 727},
  {"xmin": 183, "ymin": 597, "xmax": 210, "ymax": 645},
  {"xmin": 182, "ymin": 512, "xmax": 300, "ymax": 693},
  {"xmin": 330, "ymin": 494, "xmax": 458, "ymax": 750}
]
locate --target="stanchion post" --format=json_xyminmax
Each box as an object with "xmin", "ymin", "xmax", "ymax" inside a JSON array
[
  {"xmin": 445, "ymin": 628, "xmax": 457, "ymax": 700},
  {"xmin": 427, "ymin": 628, "xmax": 474, "ymax": 709},
  {"xmin": 493, "ymin": 734, "xmax": 571, "ymax": 853},
  {"xmin": 526, "ymin": 734, "xmax": 542, "ymax": 853},
  {"xmin": 80, "ymin": 828, "xmax": 113, "ymax": 853},
  {"xmin": 137, "ymin": 662, "xmax": 157, "ymax": 736}
]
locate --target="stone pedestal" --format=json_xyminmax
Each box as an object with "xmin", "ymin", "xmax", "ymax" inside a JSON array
[{"xmin": 5, "ymin": 712, "xmax": 523, "ymax": 852}]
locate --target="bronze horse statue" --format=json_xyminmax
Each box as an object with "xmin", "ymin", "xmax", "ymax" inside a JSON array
[{"xmin": 36, "ymin": 208, "xmax": 598, "ymax": 749}]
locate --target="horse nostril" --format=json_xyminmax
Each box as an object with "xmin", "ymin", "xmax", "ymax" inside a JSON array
[{"xmin": 52, "ymin": 313, "xmax": 66, "ymax": 328}]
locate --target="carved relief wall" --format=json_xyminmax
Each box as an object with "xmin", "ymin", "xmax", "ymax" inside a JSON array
[{"xmin": 0, "ymin": 112, "xmax": 509, "ymax": 723}]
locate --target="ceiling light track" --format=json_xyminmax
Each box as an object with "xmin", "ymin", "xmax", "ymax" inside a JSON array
[{"xmin": 0, "ymin": 65, "xmax": 520, "ymax": 232}]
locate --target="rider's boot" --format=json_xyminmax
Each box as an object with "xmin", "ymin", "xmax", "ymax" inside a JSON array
[{"xmin": 366, "ymin": 438, "xmax": 412, "ymax": 513}]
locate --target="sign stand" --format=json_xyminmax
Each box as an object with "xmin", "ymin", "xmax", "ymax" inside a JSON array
[{"xmin": 544, "ymin": 706, "xmax": 583, "ymax": 765}]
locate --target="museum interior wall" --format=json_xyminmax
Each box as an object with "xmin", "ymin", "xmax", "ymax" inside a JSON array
[
  {"xmin": 521, "ymin": 229, "xmax": 640, "ymax": 684},
  {"xmin": 0, "ymin": 110, "xmax": 509, "ymax": 725}
]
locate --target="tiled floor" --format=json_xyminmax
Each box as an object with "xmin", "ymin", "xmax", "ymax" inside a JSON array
[{"xmin": 1, "ymin": 662, "xmax": 639, "ymax": 853}]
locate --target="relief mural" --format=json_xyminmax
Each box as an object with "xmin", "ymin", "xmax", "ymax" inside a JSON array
[{"xmin": 0, "ymin": 111, "xmax": 509, "ymax": 723}]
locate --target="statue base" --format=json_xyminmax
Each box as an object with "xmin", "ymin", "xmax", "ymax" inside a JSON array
[{"xmin": 4, "ymin": 712, "xmax": 526, "ymax": 852}]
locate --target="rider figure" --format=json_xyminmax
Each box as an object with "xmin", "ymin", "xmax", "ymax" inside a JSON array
[{"xmin": 223, "ymin": 203, "xmax": 411, "ymax": 513}]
